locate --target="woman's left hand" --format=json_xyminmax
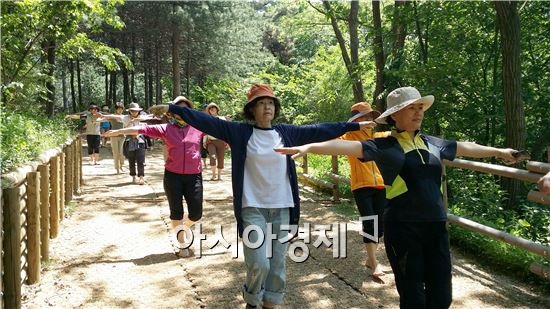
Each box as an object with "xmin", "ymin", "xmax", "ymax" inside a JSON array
[{"xmin": 102, "ymin": 130, "xmax": 119, "ymax": 137}]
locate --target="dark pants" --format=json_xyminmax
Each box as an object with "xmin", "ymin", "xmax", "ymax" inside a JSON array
[
  {"xmin": 352, "ymin": 187, "xmax": 386, "ymax": 243},
  {"xmin": 86, "ymin": 135, "xmax": 100, "ymax": 155},
  {"xmin": 163, "ymin": 170, "xmax": 203, "ymax": 221},
  {"xmin": 384, "ymin": 221, "xmax": 452, "ymax": 309},
  {"xmin": 126, "ymin": 148, "xmax": 145, "ymax": 177}
]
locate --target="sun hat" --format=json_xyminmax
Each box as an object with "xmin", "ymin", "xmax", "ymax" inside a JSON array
[
  {"xmin": 127, "ymin": 102, "xmax": 143, "ymax": 112},
  {"xmin": 170, "ymin": 96, "xmax": 193, "ymax": 108},
  {"xmin": 245, "ymin": 84, "xmax": 279, "ymax": 107},
  {"xmin": 102, "ymin": 106, "xmax": 109, "ymax": 112},
  {"xmin": 347, "ymin": 102, "xmax": 381, "ymax": 123},
  {"xmin": 375, "ymin": 87, "xmax": 434, "ymax": 124},
  {"xmin": 207, "ymin": 102, "xmax": 220, "ymax": 111},
  {"xmin": 115, "ymin": 102, "xmax": 124, "ymax": 109},
  {"xmin": 88, "ymin": 104, "xmax": 99, "ymax": 111}
]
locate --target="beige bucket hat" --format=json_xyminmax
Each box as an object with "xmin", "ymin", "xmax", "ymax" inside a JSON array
[{"xmin": 376, "ymin": 87, "xmax": 434, "ymax": 124}]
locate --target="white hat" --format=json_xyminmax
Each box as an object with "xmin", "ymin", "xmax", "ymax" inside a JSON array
[
  {"xmin": 127, "ymin": 102, "xmax": 143, "ymax": 112},
  {"xmin": 376, "ymin": 87, "xmax": 434, "ymax": 124}
]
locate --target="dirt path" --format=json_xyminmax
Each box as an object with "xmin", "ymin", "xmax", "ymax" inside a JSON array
[{"xmin": 22, "ymin": 143, "xmax": 549, "ymax": 308}]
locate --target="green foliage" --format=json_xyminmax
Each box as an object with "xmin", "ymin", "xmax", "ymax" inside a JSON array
[{"xmin": 0, "ymin": 108, "xmax": 73, "ymax": 175}]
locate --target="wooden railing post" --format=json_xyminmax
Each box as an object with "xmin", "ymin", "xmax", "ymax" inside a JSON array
[
  {"xmin": 74, "ymin": 139, "xmax": 81, "ymax": 193},
  {"xmin": 303, "ymin": 154, "xmax": 308, "ymax": 175},
  {"xmin": 331, "ymin": 155, "xmax": 339, "ymax": 202},
  {"xmin": 38, "ymin": 164, "xmax": 50, "ymax": 260},
  {"xmin": 3, "ymin": 187, "xmax": 23, "ymax": 309},
  {"xmin": 59, "ymin": 151, "xmax": 66, "ymax": 221},
  {"xmin": 79, "ymin": 137, "xmax": 84, "ymax": 186},
  {"xmin": 26, "ymin": 171, "xmax": 40, "ymax": 284},
  {"xmin": 49, "ymin": 155, "xmax": 60, "ymax": 238},
  {"xmin": 64, "ymin": 144, "xmax": 73, "ymax": 204}
]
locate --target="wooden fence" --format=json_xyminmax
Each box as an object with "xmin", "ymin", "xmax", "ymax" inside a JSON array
[
  {"xmin": 1, "ymin": 136, "xmax": 82, "ymax": 309},
  {"xmin": 296, "ymin": 153, "xmax": 550, "ymax": 280}
]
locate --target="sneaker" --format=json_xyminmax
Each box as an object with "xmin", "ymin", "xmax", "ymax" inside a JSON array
[
  {"xmin": 138, "ymin": 177, "xmax": 144, "ymax": 185},
  {"xmin": 132, "ymin": 176, "xmax": 137, "ymax": 183}
]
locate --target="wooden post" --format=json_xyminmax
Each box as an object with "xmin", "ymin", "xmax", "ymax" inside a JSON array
[
  {"xmin": 64, "ymin": 145, "xmax": 73, "ymax": 204},
  {"xmin": 26, "ymin": 171, "xmax": 41, "ymax": 284},
  {"xmin": 60, "ymin": 152, "xmax": 66, "ymax": 221},
  {"xmin": 49, "ymin": 155, "xmax": 60, "ymax": 238},
  {"xmin": 38, "ymin": 164, "xmax": 50, "ymax": 261},
  {"xmin": 73, "ymin": 137, "xmax": 81, "ymax": 191},
  {"xmin": 302, "ymin": 154, "xmax": 308, "ymax": 175},
  {"xmin": 547, "ymin": 146, "xmax": 550, "ymax": 163},
  {"xmin": 4, "ymin": 187, "xmax": 23, "ymax": 309},
  {"xmin": 0, "ymin": 185, "xmax": 3, "ymax": 309},
  {"xmin": 331, "ymin": 155, "xmax": 339, "ymax": 202},
  {"xmin": 79, "ymin": 137, "xmax": 84, "ymax": 186}
]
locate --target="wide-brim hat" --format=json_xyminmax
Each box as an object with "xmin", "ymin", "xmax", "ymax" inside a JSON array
[
  {"xmin": 126, "ymin": 102, "xmax": 143, "ymax": 112},
  {"xmin": 347, "ymin": 102, "xmax": 381, "ymax": 123},
  {"xmin": 245, "ymin": 84, "xmax": 280, "ymax": 109},
  {"xmin": 376, "ymin": 87, "xmax": 434, "ymax": 124},
  {"xmin": 207, "ymin": 102, "xmax": 220, "ymax": 111},
  {"xmin": 88, "ymin": 104, "xmax": 99, "ymax": 111},
  {"xmin": 170, "ymin": 96, "xmax": 194, "ymax": 108}
]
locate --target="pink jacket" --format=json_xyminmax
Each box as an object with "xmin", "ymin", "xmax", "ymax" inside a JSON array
[{"xmin": 139, "ymin": 124, "xmax": 204, "ymax": 174}]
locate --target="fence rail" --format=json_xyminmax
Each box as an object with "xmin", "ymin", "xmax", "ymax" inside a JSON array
[
  {"xmin": 1, "ymin": 136, "xmax": 82, "ymax": 309},
  {"xmin": 296, "ymin": 153, "xmax": 550, "ymax": 280}
]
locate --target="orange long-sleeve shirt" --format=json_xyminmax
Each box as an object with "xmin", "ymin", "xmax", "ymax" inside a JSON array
[{"xmin": 340, "ymin": 129, "xmax": 390, "ymax": 191}]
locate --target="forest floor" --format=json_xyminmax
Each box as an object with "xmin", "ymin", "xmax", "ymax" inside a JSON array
[{"xmin": 21, "ymin": 141, "xmax": 549, "ymax": 308}]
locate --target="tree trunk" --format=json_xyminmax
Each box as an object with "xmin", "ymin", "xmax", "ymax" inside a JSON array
[
  {"xmin": 122, "ymin": 35, "xmax": 129, "ymax": 105},
  {"xmin": 155, "ymin": 40, "xmax": 162, "ymax": 104},
  {"xmin": 131, "ymin": 34, "xmax": 136, "ymax": 102},
  {"xmin": 372, "ymin": 0, "xmax": 385, "ymax": 109},
  {"xmin": 172, "ymin": 4, "xmax": 181, "ymax": 98},
  {"xmin": 186, "ymin": 33, "xmax": 191, "ymax": 96},
  {"xmin": 44, "ymin": 40, "xmax": 56, "ymax": 117},
  {"xmin": 348, "ymin": 0, "xmax": 364, "ymax": 103},
  {"xmin": 323, "ymin": 0, "xmax": 364, "ymax": 103},
  {"xmin": 495, "ymin": 1, "xmax": 525, "ymax": 210},
  {"xmin": 148, "ymin": 66, "xmax": 154, "ymax": 107},
  {"xmin": 386, "ymin": 1, "xmax": 409, "ymax": 92},
  {"xmin": 61, "ymin": 59, "xmax": 68, "ymax": 112},
  {"xmin": 143, "ymin": 45, "xmax": 149, "ymax": 107},
  {"xmin": 413, "ymin": 1, "xmax": 428, "ymax": 64},
  {"xmin": 110, "ymin": 71, "xmax": 117, "ymax": 105},
  {"xmin": 76, "ymin": 59, "xmax": 82, "ymax": 108},
  {"xmin": 69, "ymin": 60, "xmax": 76, "ymax": 112},
  {"xmin": 104, "ymin": 67, "xmax": 109, "ymax": 106}
]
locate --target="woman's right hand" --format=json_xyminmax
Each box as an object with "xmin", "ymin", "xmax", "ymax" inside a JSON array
[
  {"xmin": 148, "ymin": 105, "xmax": 170, "ymax": 117},
  {"xmin": 274, "ymin": 145, "xmax": 309, "ymax": 160},
  {"xmin": 102, "ymin": 130, "xmax": 119, "ymax": 137}
]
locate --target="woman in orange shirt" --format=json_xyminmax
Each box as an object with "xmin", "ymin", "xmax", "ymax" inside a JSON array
[{"xmin": 341, "ymin": 102, "xmax": 389, "ymax": 278}]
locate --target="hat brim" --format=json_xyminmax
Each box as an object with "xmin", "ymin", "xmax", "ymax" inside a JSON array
[
  {"xmin": 347, "ymin": 110, "xmax": 381, "ymax": 123},
  {"xmin": 375, "ymin": 95, "xmax": 434, "ymax": 124},
  {"xmin": 170, "ymin": 97, "xmax": 194, "ymax": 109},
  {"xmin": 127, "ymin": 108, "xmax": 143, "ymax": 112}
]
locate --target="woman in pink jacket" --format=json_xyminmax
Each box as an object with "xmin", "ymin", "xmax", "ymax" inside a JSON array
[{"xmin": 103, "ymin": 96, "xmax": 204, "ymax": 258}]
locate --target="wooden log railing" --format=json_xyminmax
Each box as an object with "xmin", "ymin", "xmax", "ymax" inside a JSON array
[
  {"xmin": 1, "ymin": 136, "xmax": 82, "ymax": 309},
  {"xmin": 297, "ymin": 154, "xmax": 550, "ymax": 280}
]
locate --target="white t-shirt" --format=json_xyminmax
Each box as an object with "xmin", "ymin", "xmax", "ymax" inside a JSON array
[{"xmin": 242, "ymin": 128, "xmax": 294, "ymax": 209}]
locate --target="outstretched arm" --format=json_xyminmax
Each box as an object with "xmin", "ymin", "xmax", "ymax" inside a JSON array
[
  {"xmin": 274, "ymin": 140, "xmax": 363, "ymax": 160},
  {"xmin": 102, "ymin": 127, "xmax": 139, "ymax": 137},
  {"xmin": 456, "ymin": 142, "xmax": 523, "ymax": 165}
]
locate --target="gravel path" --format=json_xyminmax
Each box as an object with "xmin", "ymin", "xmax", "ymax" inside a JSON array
[{"xmin": 21, "ymin": 144, "xmax": 549, "ymax": 308}]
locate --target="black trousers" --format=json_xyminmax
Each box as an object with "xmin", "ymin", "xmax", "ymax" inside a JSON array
[
  {"xmin": 352, "ymin": 187, "xmax": 386, "ymax": 243},
  {"xmin": 384, "ymin": 221, "xmax": 452, "ymax": 309},
  {"xmin": 126, "ymin": 148, "xmax": 145, "ymax": 177},
  {"xmin": 163, "ymin": 170, "xmax": 203, "ymax": 221},
  {"xmin": 86, "ymin": 135, "xmax": 100, "ymax": 155}
]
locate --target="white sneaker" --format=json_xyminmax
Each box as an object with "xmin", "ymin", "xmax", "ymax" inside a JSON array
[{"xmin": 138, "ymin": 177, "xmax": 144, "ymax": 185}]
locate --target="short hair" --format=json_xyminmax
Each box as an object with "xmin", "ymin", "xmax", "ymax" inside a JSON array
[
  {"xmin": 386, "ymin": 115, "xmax": 396, "ymax": 126},
  {"xmin": 242, "ymin": 97, "xmax": 281, "ymax": 121}
]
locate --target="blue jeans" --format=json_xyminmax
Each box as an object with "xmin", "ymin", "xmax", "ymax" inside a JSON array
[{"xmin": 241, "ymin": 207, "xmax": 290, "ymax": 306}]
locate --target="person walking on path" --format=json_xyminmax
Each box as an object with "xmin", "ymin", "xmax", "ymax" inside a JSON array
[
  {"xmin": 103, "ymin": 96, "xmax": 205, "ymax": 257},
  {"xmin": 99, "ymin": 102, "xmax": 153, "ymax": 184},
  {"xmin": 274, "ymin": 86, "xmax": 524, "ymax": 309},
  {"xmin": 148, "ymin": 84, "xmax": 376, "ymax": 309},
  {"xmin": 100, "ymin": 105, "xmax": 112, "ymax": 147},
  {"xmin": 204, "ymin": 102, "xmax": 229, "ymax": 181},
  {"xmin": 340, "ymin": 102, "xmax": 390, "ymax": 278},
  {"xmin": 107, "ymin": 102, "xmax": 126, "ymax": 174},
  {"xmin": 65, "ymin": 104, "xmax": 109, "ymax": 165}
]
